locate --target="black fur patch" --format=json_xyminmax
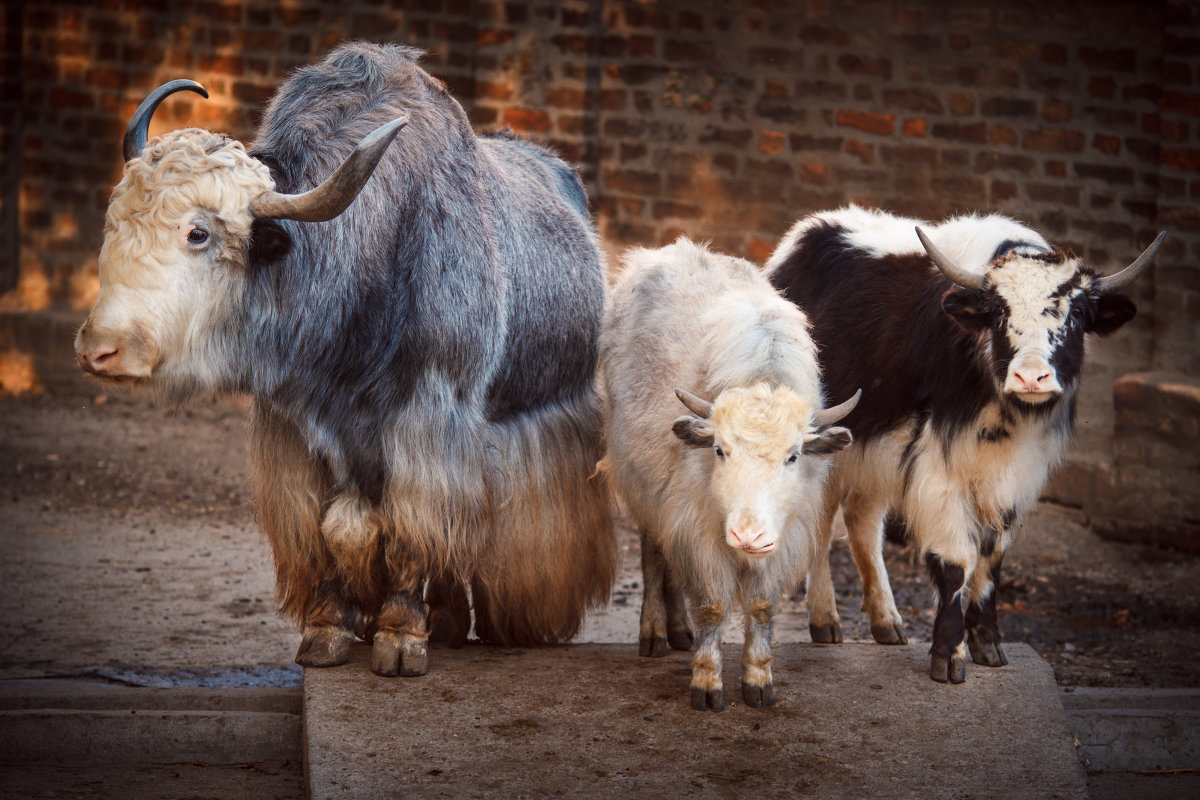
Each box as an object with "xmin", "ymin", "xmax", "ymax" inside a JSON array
[
  {"xmin": 802, "ymin": 427, "xmax": 852, "ymax": 456},
  {"xmin": 925, "ymin": 553, "xmax": 967, "ymax": 658},
  {"xmin": 672, "ymin": 416, "xmax": 714, "ymax": 448},
  {"xmin": 978, "ymin": 426, "xmax": 1010, "ymax": 443}
]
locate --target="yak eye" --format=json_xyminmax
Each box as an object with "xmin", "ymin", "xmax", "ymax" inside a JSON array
[
  {"xmin": 187, "ymin": 227, "xmax": 210, "ymax": 245},
  {"xmin": 785, "ymin": 452, "xmax": 799, "ymax": 466},
  {"xmin": 713, "ymin": 445, "xmax": 726, "ymax": 460}
]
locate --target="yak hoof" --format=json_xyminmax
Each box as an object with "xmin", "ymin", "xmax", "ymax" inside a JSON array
[
  {"xmin": 968, "ymin": 631, "xmax": 1008, "ymax": 667},
  {"xmin": 809, "ymin": 620, "xmax": 843, "ymax": 644},
  {"xmin": 741, "ymin": 682, "xmax": 774, "ymax": 708},
  {"xmin": 639, "ymin": 636, "xmax": 669, "ymax": 658},
  {"xmin": 351, "ymin": 611, "xmax": 375, "ymax": 644},
  {"xmin": 870, "ymin": 621, "xmax": 908, "ymax": 645},
  {"xmin": 668, "ymin": 628, "xmax": 695, "ymax": 652},
  {"xmin": 690, "ymin": 686, "xmax": 726, "ymax": 712},
  {"xmin": 429, "ymin": 607, "xmax": 469, "ymax": 649},
  {"xmin": 930, "ymin": 652, "xmax": 967, "ymax": 684},
  {"xmin": 295, "ymin": 628, "xmax": 352, "ymax": 668},
  {"xmin": 372, "ymin": 630, "xmax": 429, "ymax": 678}
]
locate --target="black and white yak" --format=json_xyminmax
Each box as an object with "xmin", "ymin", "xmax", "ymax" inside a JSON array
[
  {"xmin": 766, "ymin": 205, "xmax": 1163, "ymax": 683},
  {"xmin": 74, "ymin": 42, "xmax": 618, "ymax": 677},
  {"xmin": 600, "ymin": 238, "xmax": 858, "ymax": 710}
]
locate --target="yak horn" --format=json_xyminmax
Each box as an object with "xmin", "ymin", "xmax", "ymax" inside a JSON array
[
  {"xmin": 123, "ymin": 79, "xmax": 209, "ymax": 162},
  {"xmin": 675, "ymin": 388, "xmax": 714, "ymax": 419},
  {"xmin": 1094, "ymin": 232, "xmax": 1166, "ymax": 295},
  {"xmin": 916, "ymin": 226, "xmax": 985, "ymax": 291},
  {"xmin": 249, "ymin": 117, "xmax": 408, "ymax": 222},
  {"xmin": 813, "ymin": 389, "xmax": 861, "ymax": 428}
]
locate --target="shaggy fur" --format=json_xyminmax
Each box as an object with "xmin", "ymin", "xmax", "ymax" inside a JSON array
[
  {"xmin": 600, "ymin": 238, "xmax": 852, "ymax": 710},
  {"xmin": 767, "ymin": 205, "xmax": 1144, "ymax": 683},
  {"xmin": 77, "ymin": 43, "xmax": 618, "ymax": 670}
]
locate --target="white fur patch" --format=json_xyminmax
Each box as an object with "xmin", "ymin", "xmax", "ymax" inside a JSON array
[{"xmin": 766, "ymin": 204, "xmax": 1051, "ymax": 277}]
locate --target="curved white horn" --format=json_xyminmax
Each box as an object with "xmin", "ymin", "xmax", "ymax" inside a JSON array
[
  {"xmin": 1094, "ymin": 232, "xmax": 1166, "ymax": 295},
  {"xmin": 675, "ymin": 388, "xmax": 714, "ymax": 419},
  {"xmin": 249, "ymin": 117, "xmax": 408, "ymax": 222},
  {"xmin": 813, "ymin": 389, "xmax": 861, "ymax": 428},
  {"xmin": 916, "ymin": 226, "xmax": 985, "ymax": 291}
]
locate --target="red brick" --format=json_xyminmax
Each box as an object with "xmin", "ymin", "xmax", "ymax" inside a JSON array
[
  {"xmin": 544, "ymin": 87, "xmax": 587, "ymax": 109},
  {"xmin": 501, "ymin": 108, "xmax": 552, "ymax": 134},
  {"xmin": 802, "ymin": 162, "xmax": 827, "ymax": 184},
  {"xmin": 747, "ymin": 237, "xmax": 775, "ymax": 263},
  {"xmin": 948, "ymin": 91, "xmax": 975, "ymax": 115},
  {"xmin": 477, "ymin": 81, "xmax": 513, "ymax": 101},
  {"xmin": 845, "ymin": 139, "xmax": 873, "ymax": 164},
  {"xmin": 1045, "ymin": 161, "xmax": 1067, "ymax": 178},
  {"xmin": 624, "ymin": 7, "xmax": 671, "ymax": 28},
  {"xmin": 1041, "ymin": 43, "xmax": 1068, "ymax": 65},
  {"xmin": 991, "ymin": 180, "xmax": 1018, "ymax": 202},
  {"xmin": 1080, "ymin": 46, "xmax": 1137, "ymax": 72},
  {"xmin": 1162, "ymin": 148, "xmax": 1200, "ymax": 172},
  {"xmin": 699, "ymin": 127, "xmax": 753, "ymax": 147},
  {"xmin": 1023, "ymin": 129, "xmax": 1086, "ymax": 153},
  {"xmin": 764, "ymin": 78, "xmax": 788, "ymax": 98},
  {"xmin": 975, "ymin": 152, "xmax": 1034, "ymax": 173},
  {"xmin": 882, "ymin": 88, "xmax": 942, "ymax": 113},
  {"xmin": 1164, "ymin": 91, "xmax": 1200, "ymax": 117},
  {"xmin": 799, "ymin": 25, "xmax": 848, "ymax": 47},
  {"xmin": 653, "ymin": 201, "xmax": 702, "ymax": 220},
  {"xmin": 1043, "ymin": 98, "xmax": 1073, "ymax": 122},
  {"xmin": 902, "ymin": 118, "xmax": 927, "ymax": 137},
  {"xmin": 759, "ymin": 131, "xmax": 786, "ymax": 155},
  {"xmin": 1088, "ymin": 76, "xmax": 1116, "ymax": 99},
  {"xmin": 837, "ymin": 54, "xmax": 892, "ymax": 79},
  {"xmin": 881, "ymin": 144, "xmax": 936, "ymax": 167},
  {"xmin": 196, "ymin": 54, "xmax": 243, "ymax": 76},
  {"xmin": 932, "ymin": 122, "xmax": 987, "ymax": 143},
  {"xmin": 836, "ymin": 109, "xmax": 895, "ymax": 136},
  {"xmin": 629, "ymin": 35, "xmax": 655, "ymax": 57},
  {"xmin": 1093, "ymin": 134, "xmax": 1121, "ymax": 156},
  {"xmin": 604, "ymin": 168, "xmax": 660, "ymax": 195},
  {"xmin": 1075, "ymin": 163, "xmax": 1135, "ymax": 184}
]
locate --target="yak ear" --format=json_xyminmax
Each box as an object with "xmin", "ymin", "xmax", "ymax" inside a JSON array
[
  {"xmin": 672, "ymin": 415, "xmax": 715, "ymax": 448},
  {"xmin": 1088, "ymin": 294, "xmax": 1137, "ymax": 337},
  {"xmin": 248, "ymin": 218, "xmax": 293, "ymax": 267},
  {"xmin": 942, "ymin": 288, "xmax": 994, "ymax": 331},
  {"xmin": 802, "ymin": 426, "xmax": 853, "ymax": 456}
]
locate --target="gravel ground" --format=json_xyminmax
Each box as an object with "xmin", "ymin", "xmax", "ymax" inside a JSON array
[{"xmin": 2, "ymin": 387, "xmax": 1199, "ymax": 688}]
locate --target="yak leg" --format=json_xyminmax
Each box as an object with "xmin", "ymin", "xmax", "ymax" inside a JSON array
[
  {"xmin": 741, "ymin": 597, "xmax": 775, "ymax": 708},
  {"xmin": 639, "ymin": 532, "xmax": 693, "ymax": 656},
  {"xmin": 844, "ymin": 491, "xmax": 907, "ymax": 645},
  {"xmin": 295, "ymin": 579, "xmax": 355, "ymax": 668},
  {"xmin": 926, "ymin": 553, "xmax": 969, "ymax": 684},
  {"xmin": 372, "ymin": 578, "xmax": 430, "ymax": 678},
  {"xmin": 966, "ymin": 551, "xmax": 1008, "ymax": 667},
  {"xmin": 690, "ymin": 600, "xmax": 726, "ymax": 712},
  {"xmin": 248, "ymin": 403, "xmax": 354, "ymax": 667},
  {"xmin": 663, "ymin": 561, "xmax": 694, "ymax": 651},
  {"xmin": 805, "ymin": 487, "xmax": 843, "ymax": 643},
  {"xmin": 427, "ymin": 572, "xmax": 470, "ymax": 649}
]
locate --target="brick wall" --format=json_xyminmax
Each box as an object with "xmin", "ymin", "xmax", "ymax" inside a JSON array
[{"xmin": 3, "ymin": 0, "xmax": 1198, "ymax": 460}]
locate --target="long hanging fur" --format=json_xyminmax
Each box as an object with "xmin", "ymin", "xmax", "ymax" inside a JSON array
[{"xmin": 89, "ymin": 42, "xmax": 618, "ymax": 645}]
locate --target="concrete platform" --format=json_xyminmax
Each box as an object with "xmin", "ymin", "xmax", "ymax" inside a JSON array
[{"xmin": 304, "ymin": 642, "xmax": 1087, "ymax": 800}]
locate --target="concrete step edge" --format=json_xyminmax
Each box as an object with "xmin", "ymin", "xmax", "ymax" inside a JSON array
[{"xmin": 0, "ymin": 708, "xmax": 301, "ymax": 765}]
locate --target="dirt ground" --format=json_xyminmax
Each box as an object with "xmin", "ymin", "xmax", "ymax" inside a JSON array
[{"xmin": 2, "ymin": 385, "xmax": 1199, "ymax": 688}]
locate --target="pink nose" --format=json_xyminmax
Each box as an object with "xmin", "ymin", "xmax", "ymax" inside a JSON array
[
  {"xmin": 727, "ymin": 527, "xmax": 775, "ymax": 554},
  {"xmin": 76, "ymin": 344, "xmax": 119, "ymax": 375},
  {"xmin": 1011, "ymin": 368, "xmax": 1053, "ymax": 392}
]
